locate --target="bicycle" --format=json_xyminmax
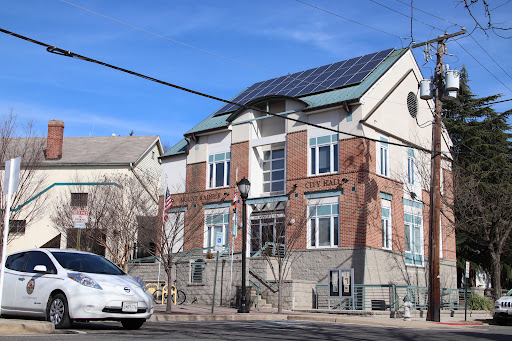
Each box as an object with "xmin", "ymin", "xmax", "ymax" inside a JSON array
[{"xmin": 146, "ymin": 281, "xmax": 186, "ymax": 305}]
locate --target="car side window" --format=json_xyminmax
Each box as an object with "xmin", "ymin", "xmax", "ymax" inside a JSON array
[
  {"xmin": 26, "ymin": 251, "xmax": 58, "ymax": 274},
  {"xmin": 5, "ymin": 252, "xmax": 29, "ymax": 272}
]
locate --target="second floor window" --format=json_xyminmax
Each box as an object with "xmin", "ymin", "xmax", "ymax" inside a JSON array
[
  {"xmin": 262, "ymin": 148, "xmax": 285, "ymax": 195},
  {"xmin": 309, "ymin": 201, "xmax": 339, "ymax": 248},
  {"xmin": 208, "ymin": 152, "xmax": 231, "ymax": 188},
  {"xmin": 310, "ymin": 134, "xmax": 339, "ymax": 175},
  {"xmin": 71, "ymin": 193, "xmax": 88, "ymax": 207}
]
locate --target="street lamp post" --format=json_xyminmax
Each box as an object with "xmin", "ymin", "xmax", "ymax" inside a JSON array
[{"xmin": 237, "ymin": 177, "xmax": 251, "ymax": 313}]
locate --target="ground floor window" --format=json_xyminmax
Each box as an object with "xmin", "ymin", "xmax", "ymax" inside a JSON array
[
  {"xmin": 404, "ymin": 207, "xmax": 423, "ymax": 266},
  {"xmin": 250, "ymin": 215, "xmax": 285, "ymax": 256},
  {"xmin": 308, "ymin": 197, "xmax": 339, "ymax": 248},
  {"xmin": 204, "ymin": 211, "xmax": 229, "ymax": 250}
]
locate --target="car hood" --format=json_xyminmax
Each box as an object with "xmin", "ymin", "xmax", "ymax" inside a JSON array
[
  {"xmin": 497, "ymin": 296, "xmax": 512, "ymax": 303},
  {"xmin": 70, "ymin": 272, "xmax": 142, "ymax": 289}
]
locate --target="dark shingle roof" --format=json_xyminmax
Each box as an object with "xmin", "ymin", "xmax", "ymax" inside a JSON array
[{"xmin": 44, "ymin": 135, "xmax": 160, "ymax": 165}]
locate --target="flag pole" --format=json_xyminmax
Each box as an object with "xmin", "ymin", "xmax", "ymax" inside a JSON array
[{"xmin": 229, "ymin": 168, "xmax": 238, "ymax": 305}]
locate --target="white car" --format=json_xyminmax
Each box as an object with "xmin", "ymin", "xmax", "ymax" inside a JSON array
[
  {"xmin": 1, "ymin": 248, "xmax": 153, "ymax": 329},
  {"xmin": 494, "ymin": 288, "xmax": 512, "ymax": 325}
]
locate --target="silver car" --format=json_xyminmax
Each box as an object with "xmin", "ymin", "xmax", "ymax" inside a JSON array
[{"xmin": 1, "ymin": 248, "xmax": 153, "ymax": 329}]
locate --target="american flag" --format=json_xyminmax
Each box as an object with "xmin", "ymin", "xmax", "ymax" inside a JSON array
[{"xmin": 163, "ymin": 187, "xmax": 174, "ymax": 222}]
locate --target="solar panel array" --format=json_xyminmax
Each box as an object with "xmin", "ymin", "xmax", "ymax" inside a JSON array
[{"xmin": 215, "ymin": 48, "xmax": 394, "ymax": 115}]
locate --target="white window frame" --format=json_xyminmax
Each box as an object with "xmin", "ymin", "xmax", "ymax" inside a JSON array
[
  {"xmin": 262, "ymin": 147, "xmax": 286, "ymax": 195},
  {"xmin": 381, "ymin": 199, "xmax": 392, "ymax": 250},
  {"xmin": 377, "ymin": 137, "xmax": 389, "ymax": 177},
  {"xmin": 309, "ymin": 134, "xmax": 339, "ymax": 176},
  {"xmin": 207, "ymin": 152, "xmax": 231, "ymax": 189},
  {"xmin": 404, "ymin": 205, "xmax": 424, "ymax": 267},
  {"xmin": 204, "ymin": 211, "xmax": 230, "ymax": 250},
  {"xmin": 308, "ymin": 197, "xmax": 339, "ymax": 249}
]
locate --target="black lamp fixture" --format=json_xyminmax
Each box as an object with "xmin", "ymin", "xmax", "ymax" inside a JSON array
[
  {"xmin": 237, "ymin": 177, "xmax": 251, "ymax": 200},
  {"xmin": 237, "ymin": 177, "xmax": 251, "ymax": 313}
]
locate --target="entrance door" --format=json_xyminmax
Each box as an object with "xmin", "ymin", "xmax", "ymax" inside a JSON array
[{"xmin": 250, "ymin": 216, "xmax": 285, "ymax": 256}]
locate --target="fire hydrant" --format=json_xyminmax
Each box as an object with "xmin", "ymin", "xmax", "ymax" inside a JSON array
[{"xmin": 403, "ymin": 296, "xmax": 413, "ymax": 321}]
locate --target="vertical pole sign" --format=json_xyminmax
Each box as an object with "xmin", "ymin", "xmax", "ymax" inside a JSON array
[
  {"xmin": 72, "ymin": 210, "xmax": 88, "ymax": 250},
  {"xmin": 211, "ymin": 232, "xmax": 223, "ymax": 313},
  {"xmin": 0, "ymin": 157, "xmax": 21, "ymax": 315},
  {"xmin": 465, "ymin": 261, "xmax": 470, "ymax": 321}
]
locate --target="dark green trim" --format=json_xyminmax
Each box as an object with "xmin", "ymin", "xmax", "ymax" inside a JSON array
[{"xmin": 9, "ymin": 182, "xmax": 122, "ymax": 212}]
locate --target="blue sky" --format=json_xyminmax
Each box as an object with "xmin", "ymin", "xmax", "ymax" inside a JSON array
[{"xmin": 1, "ymin": 0, "xmax": 511, "ymax": 149}]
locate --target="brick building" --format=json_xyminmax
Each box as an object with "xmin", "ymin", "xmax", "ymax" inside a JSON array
[{"xmin": 157, "ymin": 47, "xmax": 457, "ymax": 309}]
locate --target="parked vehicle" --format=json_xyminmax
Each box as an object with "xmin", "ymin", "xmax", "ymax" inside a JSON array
[
  {"xmin": 494, "ymin": 289, "xmax": 512, "ymax": 325},
  {"xmin": 1, "ymin": 248, "xmax": 153, "ymax": 329}
]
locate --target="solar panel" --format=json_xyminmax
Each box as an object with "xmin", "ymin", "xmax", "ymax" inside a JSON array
[{"xmin": 214, "ymin": 48, "xmax": 394, "ymax": 115}]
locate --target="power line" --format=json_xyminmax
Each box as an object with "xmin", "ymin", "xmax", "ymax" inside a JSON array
[
  {"xmin": 367, "ymin": 0, "xmax": 512, "ymax": 94},
  {"xmin": 0, "ymin": 27, "xmax": 437, "ymax": 156},
  {"xmin": 58, "ymin": 0, "xmax": 282, "ymax": 77},
  {"xmin": 393, "ymin": 0, "xmax": 464, "ymax": 29},
  {"xmin": 293, "ymin": 0, "xmax": 408, "ymax": 43},
  {"xmin": 367, "ymin": 0, "xmax": 440, "ymax": 31},
  {"xmin": 59, "ymin": 0, "xmax": 393, "ymax": 100},
  {"xmin": 468, "ymin": 34, "xmax": 512, "ymax": 83},
  {"xmin": 454, "ymin": 40, "xmax": 512, "ymax": 93}
]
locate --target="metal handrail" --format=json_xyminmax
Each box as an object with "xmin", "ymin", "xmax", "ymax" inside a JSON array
[
  {"xmin": 128, "ymin": 246, "xmax": 233, "ymax": 263},
  {"xmin": 249, "ymin": 268, "xmax": 278, "ymax": 292},
  {"xmin": 249, "ymin": 279, "xmax": 261, "ymax": 309},
  {"xmin": 314, "ymin": 284, "xmax": 467, "ymax": 311}
]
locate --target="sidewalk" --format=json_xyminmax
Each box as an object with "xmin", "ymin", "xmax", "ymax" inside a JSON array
[
  {"xmin": 150, "ymin": 303, "xmax": 493, "ymax": 329},
  {"xmin": 0, "ymin": 304, "xmax": 494, "ymax": 335}
]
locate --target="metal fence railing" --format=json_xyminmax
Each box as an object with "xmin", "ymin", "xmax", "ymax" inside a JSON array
[{"xmin": 315, "ymin": 284, "xmax": 467, "ymax": 311}]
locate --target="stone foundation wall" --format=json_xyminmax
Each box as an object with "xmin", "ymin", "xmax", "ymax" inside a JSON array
[{"xmin": 127, "ymin": 247, "xmax": 458, "ymax": 309}]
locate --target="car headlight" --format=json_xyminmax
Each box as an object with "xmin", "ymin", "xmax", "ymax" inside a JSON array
[
  {"xmin": 133, "ymin": 276, "xmax": 147, "ymax": 292},
  {"xmin": 68, "ymin": 272, "xmax": 102, "ymax": 290}
]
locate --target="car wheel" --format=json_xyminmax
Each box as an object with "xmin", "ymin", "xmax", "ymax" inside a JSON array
[
  {"xmin": 121, "ymin": 318, "xmax": 146, "ymax": 330},
  {"xmin": 47, "ymin": 293, "xmax": 72, "ymax": 329}
]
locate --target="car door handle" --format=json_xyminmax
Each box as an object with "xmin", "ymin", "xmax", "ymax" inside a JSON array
[{"xmin": 18, "ymin": 277, "xmax": 25, "ymax": 281}]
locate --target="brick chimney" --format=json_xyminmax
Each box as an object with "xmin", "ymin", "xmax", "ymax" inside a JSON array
[{"xmin": 46, "ymin": 119, "xmax": 64, "ymax": 159}]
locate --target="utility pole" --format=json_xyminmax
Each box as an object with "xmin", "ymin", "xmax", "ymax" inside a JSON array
[{"xmin": 412, "ymin": 29, "xmax": 465, "ymax": 322}]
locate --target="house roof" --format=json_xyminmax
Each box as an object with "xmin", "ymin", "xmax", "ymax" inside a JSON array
[
  {"xmin": 164, "ymin": 48, "xmax": 408, "ymax": 157},
  {"xmin": 43, "ymin": 135, "xmax": 161, "ymax": 165}
]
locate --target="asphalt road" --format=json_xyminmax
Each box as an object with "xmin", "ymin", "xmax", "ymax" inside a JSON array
[{"xmin": 2, "ymin": 320, "xmax": 512, "ymax": 340}]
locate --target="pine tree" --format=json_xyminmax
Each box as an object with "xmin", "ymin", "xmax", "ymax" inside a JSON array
[{"xmin": 443, "ymin": 67, "xmax": 512, "ymax": 297}]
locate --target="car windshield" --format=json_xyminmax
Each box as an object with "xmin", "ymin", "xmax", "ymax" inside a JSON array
[{"xmin": 50, "ymin": 251, "xmax": 124, "ymax": 275}]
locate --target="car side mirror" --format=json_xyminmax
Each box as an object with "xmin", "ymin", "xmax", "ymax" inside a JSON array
[{"xmin": 33, "ymin": 265, "xmax": 48, "ymax": 273}]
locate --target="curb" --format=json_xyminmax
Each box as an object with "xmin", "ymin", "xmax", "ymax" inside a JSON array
[
  {"xmin": 150, "ymin": 313, "xmax": 485, "ymax": 329},
  {"xmin": 0, "ymin": 319, "xmax": 54, "ymax": 335}
]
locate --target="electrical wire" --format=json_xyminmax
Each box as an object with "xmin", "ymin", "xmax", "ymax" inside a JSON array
[
  {"xmin": 468, "ymin": 34, "xmax": 512, "ymax": 82},
  {"xmin": 368, "ymin": 0, "xmax": 512, "ymax": 95},
  {"xmin": 293, "ymin": 0, "xmax": 408, "ymax": 43},
  {"xmin": 58, "ymin": 0, "xmax": 282, "ymax": 78},
  {"xmin": 367, "ymin": 0, "xmax": 440, "ymax": 31},
  {"xmin": 454, "ymin": 40, "xmax": 512, "ymax": 93},
  {"xmin": 393, "ymin": 0, "xmax": 464, "ymax": 29},
  {"xmin": 0, "ymin": 27, "xmax": 436, "ymax": 156}
]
